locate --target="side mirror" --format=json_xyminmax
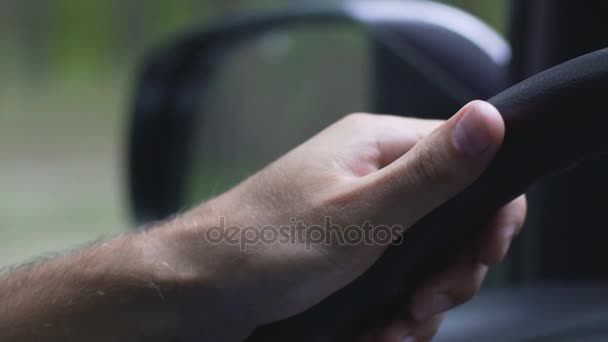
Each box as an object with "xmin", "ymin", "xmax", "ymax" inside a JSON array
[{"xmin": 127, "ymin": 0, "xmax": 510, "ymax": 223}]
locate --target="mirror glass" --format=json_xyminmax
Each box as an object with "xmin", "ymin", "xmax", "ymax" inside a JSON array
[{"xmin": 183, "ymin": 24, "xmax": 372, "ymax": 206}]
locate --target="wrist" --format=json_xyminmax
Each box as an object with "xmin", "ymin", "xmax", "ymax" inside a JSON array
[
  {"xmin": 98, "ymin": 234, "xmax": 185, "ymax": 340},
  {"xmin": 142, "ymin": 204, "xmax": 261, "ymax": 339}
]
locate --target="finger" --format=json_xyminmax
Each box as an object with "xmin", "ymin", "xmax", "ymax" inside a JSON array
[
  {"xmin": 410, "ymin": 314, "xmax": 444, "ymax": 342},
  {"xmin": 478, "ymin": 195, "xmax": 528, "ymax": 266},
  {"xmin": 365, "ymin": 101, "xmax": 505, "ymax": 226},
  {"xmin": 377, "ymin": 320, "xmax": 410, "ymax": 341},
  {"xmin": 377, "ymin": 315, "xmax": 444, "ymax": 342},
  {"xmin": 337, "ymin": 113, "xmax": 444, "ymax": 167},
  {"xmin": 364, "ymin": 115, "xmax": 444, "ymax": 167},
  {"xmin": 410, "ymin": 254, "xmax": 487, "ymax": 322}
]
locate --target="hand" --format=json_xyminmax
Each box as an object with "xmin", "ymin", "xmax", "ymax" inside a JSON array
[
  {"xmin": 150, "ymin": 101, "xmax": 527, "ymax": 341},
  {"xmin": 358, "ymin": 195, "xmax": 526, "ymax": 342}
]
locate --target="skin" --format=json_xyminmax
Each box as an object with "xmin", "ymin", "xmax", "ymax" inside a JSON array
[{"xmin": 0, "ymin": 101, "xmax": 526, "ymax": 342}]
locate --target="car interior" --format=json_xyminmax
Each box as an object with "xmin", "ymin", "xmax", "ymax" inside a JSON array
[{"xmin": 127, "ymin": 0, "xmax": 608, "ymax": 340}]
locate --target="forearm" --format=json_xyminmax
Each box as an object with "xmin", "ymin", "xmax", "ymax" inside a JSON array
[
  {"xmin": 0, "ymin": 203, "xmax": 263, "ymax": 342},
  {"xmin": 0, "ymin": 233, "xmax": 183, "ymax": 342}
]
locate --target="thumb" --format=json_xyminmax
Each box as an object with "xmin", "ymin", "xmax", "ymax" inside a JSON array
[{"xmin": 369, "ymin": 100, "xmax": 505, "ymax": 225}]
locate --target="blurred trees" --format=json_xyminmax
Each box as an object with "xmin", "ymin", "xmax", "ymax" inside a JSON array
[{"xmin": 1, "ymin": 0, "xmax": 506, "ymax": 77}]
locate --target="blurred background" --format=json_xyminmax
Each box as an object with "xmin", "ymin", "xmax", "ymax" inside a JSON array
[{"xmin": 0, "ymin": 0, "xmax": 507, "ymax": 267}]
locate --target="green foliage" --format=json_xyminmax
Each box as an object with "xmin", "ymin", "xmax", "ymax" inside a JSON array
[{"xmin": 2, "ymin": 0, "xmax": 507, "ymax": 76}]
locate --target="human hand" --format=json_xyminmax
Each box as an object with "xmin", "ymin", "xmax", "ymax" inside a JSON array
[{"xmin": 150, "ymin": 100, "xmax": 527, "ymax": 341}]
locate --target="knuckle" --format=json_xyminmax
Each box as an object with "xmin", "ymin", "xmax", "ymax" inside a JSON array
[
  {"xmin": 417, "ymin": 315, "xmax": 444, "ymax": 342},
  {"xmin": 342, "ymin": 112, "xmax": 373, "ymax": 127},
  {"xmin": 452, "ymin": 281, "xmax": 480, "ymax": 305},
  {"xmin": 411, "ymin": 144, "xmax": 444, "ymax": 182},
  {"xmin": 452, "ymin": 263, "xmax": 486, "ymax": 305},
  {"xmin": 345, "ymin": 112, "xmax": 373, "ymax": 120},
  {"xmin": 517, "ymin": 196, "xmax": 528, "ymax": 221},
  {"xmin": 508, "ymin": 195, "xmax": 528, "ymax": 236}
]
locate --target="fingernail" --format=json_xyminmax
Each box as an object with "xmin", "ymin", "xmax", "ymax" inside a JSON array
[
  {"xmin": 452, "ymin": 102, "xmax": 495, "ymax": 157},
  {"xmin": 413, "ymin": 293, "xmax": 453, "ymax": 322}
]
